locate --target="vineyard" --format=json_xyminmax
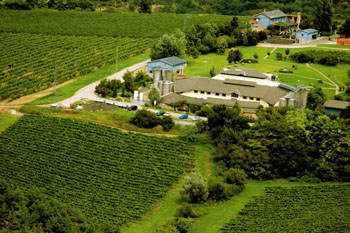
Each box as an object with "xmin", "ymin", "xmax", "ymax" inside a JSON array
[
  {"xmin": 0, "ymin": 32, "xmax": 155, "ymax": 100},
  {"xmin": 0, "ymin": 115, "xmax": 194, "ymax": 227},
  {"xmin": 221, "ymin": 185, "xmax": 350, "ymax": 232},
  {"xmin": 0, "ymin": 10, "xmax": 246, "ymax": 38}
]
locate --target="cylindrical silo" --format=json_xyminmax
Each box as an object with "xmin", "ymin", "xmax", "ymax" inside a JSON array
[
  {"xmin": 165, "ymin": 70, "xmax": 173, "ymax": 82},
  {"xmin": 153, "ymin": 69, "xmax": 161, "ymax": 88},
  {"xmin": 279, "ymin": 98, "xmax": 287, "ymax": 107}
]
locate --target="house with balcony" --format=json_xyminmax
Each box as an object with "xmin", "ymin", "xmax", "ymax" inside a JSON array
[{"xmin": 250, "ymin": 10, "xmax": 300, "ymax": 34}]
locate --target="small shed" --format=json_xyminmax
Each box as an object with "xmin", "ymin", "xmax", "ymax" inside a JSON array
[
  {"xmin": 147, "ymin": 56, "xmax": 187, "ymax": 75},
  {"xmin": 324, "ymin": 99, "xmax": 350, "ymax": 115},
  {"xmin": 296, "ymin": 29, "xmax": 318, "ymax": 41}
]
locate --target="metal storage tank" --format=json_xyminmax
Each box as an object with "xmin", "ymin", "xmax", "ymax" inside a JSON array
[
  {"xmin": 158, "ymin": 81, "xmax": 164, "ymax": 95},
  {"xmin": 153, "ymin": 69, "xmax": 162, "ymax": 88},
  {"xmin": 165, "ymin": 70, "xmax": 173, "ymax": 81},
  {"xmin": 162, "ymin": 81, "xmax": 174, "ymax": 96},
  {"xmin": 279, "ymin": 98, "xmax": 287, "ymax": 107},
  {"xmin": 288, "ymin": 99, "xmax": 295, "ymax": 107}
]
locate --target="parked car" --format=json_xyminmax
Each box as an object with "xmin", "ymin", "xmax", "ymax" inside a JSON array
[
  {"xmin": 164, "ymin": 112, "xmax": 170, "ymax": 116},
  {"xmin": 179, "ymin": 114, "xmax": 188, "ymax": 119},
  {"xmin": 157, "ymin": 111, "xmax": 166, "ymax": 116},
  {"xmin": 127, "ymin": 105, "xmax": 138, "ymax": 111},
  {"xmin": 192, "ymin": 116, "xmax": 201, "ymax": 121}
]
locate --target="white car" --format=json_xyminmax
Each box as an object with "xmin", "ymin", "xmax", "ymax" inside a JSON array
[
  {"xmin": 192, "ymin": 116, "xmax": 201, "ymax": 121},
  {"xmin": 164, "ymin": 112, "xmax": 170, "ymax": 116}
]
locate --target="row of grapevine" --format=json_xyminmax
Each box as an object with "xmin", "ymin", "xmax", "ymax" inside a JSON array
[
  {"xmin": 0, "ymin": 10, "xmax": 247, "ymax": 38},
  {"xmin": 221, "ymin": 185, "xmax": 350, "ymax": 232},
  {"xmin": 0, "ymin": 115, "xmax": 194, "ymax": 227},
  {"xmin": 0, "ymin": 32, "xmax": 156, "ymax": 100}
]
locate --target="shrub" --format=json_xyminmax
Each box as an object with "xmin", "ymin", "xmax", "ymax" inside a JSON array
[
  {"xmin": 290, "ymin": 52, "xmax": 314, "ymax": 63},
  {"xmin": 226, "ymin": 168, "xmax": 247, "ymax": 185},
  {"xmin": 210, "ymin": 66, "xmax": 217, "ymax": 77},
  {"xmin": 318, "ymin": 54, "xmax": 339, "ymax": 66},
  {"xmin": 253, "ymin": 53, "xmax": 259, "ymax": 59},
  {"xmin": 174, "ymin": 204, "xmax": 197, "ymax": 218},
  {"xmin": 258, "ymin": 31, "xmax": 267, "ymax": 41},
  {"xmin": 208, "ymin": 179, "xmax": 227, "ymax": 201},
  {"xmin": 196, "ymin": 120, "xmax": 208, "ymax": 133},
  {"xmin": 267, "ymin": 51, "xmax": 270, "ymax": 56},
  {"xmin": 180, "ymin": 173, "xmax": 208, "ymax": 203},
  {"xmin": 227, "ymin": 49, "xmax": 243, "ymax": 64},
  {"xmin": 241, "ymin": 58, "xmax": 258, "ymax": 63},
  {"xmin": 160, "ymin": 116, "xmax": 175, "ymax": 131},
  {"xmin": 131, "ymin": 109, "xmax": 159, "ymax": 128},
  {"xmin": 285, "ymin": 49, "xmax": 290, "ymax": 55},
  {"xmin": 276, "ymin": 52, "xmax": 283, "ymax": 61},
  {"xmin": 225, "ymin": 183, "xmax": 245, "ymax": 197}
]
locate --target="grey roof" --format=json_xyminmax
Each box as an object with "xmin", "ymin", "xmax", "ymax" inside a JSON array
[
  {"xmin": 324, "ymin": 100, "xmax": 350, "ymax": 110},
  {"xmin": 259, "ymin": 10, "xmax": 286, "ymax": 19},
  {"xmin": 161, "ymin": 93, "xmax": 260, "ymax": 113},
  {"xmin": 173, "ymin": 77, "xmax": 291, "ymax": 105},
  {"xmin": 299, "ymin": 29, "xmax": 318, "ymax": 34},
  {"xmin": 150, "ymin": 56, "xmax": 187, "ymax": 66},
  {"xmin": 221, "ymin": 68, "xmax": 267, "ymax": 79}
]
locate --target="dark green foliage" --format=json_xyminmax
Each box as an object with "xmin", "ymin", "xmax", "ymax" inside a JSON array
[
  {"xmin": 339, "ymin": 18, "xmax": 350, "ymax": 37},
  {"xmin": 148, "ymin": 87, "xmax": 161, "ymax": 105},
  {"xmin": 151, "ymin": 29, "xmax": 187, "ymax": 60},
  {"xmin": 131, "ymin": 109, "xmax": 175, "ymax": 131},
  {"xmin": 0, "ymin": 116, "xmax": 193, "ymax": 227},
  {"xmin": 123, "ymin": 71, "xmax": 135, "ymax": 91},
  {"xmin": 348, "ymin": 69, "xmax": 350, "ymax": 80},
  {"xmin": 291, "ymin": 50, "xmax": 350, "ymax": 65},
  {"xmin": 208, "ymin": 179, "xmax": 227, "ymax": 201},
  {"xmin": 253, "ymin": 53, "xmax": 259, "ymax": 59},
  {"xmin": 207, "ymin": 104, "xmax": 250, "ymax": 142},
  {"xmin": 0, "ymin": 180, "xmax": 117, "ymax": 233},
  {"xmin": 138, "ymin": 0, "xmax": 152, "ymax": 13},
  {"xmin": 156, "ymin": 217, "xmax": 193, "ymax": 233},
  {"xmin": 221, "ymin": 185, "xmax": 350, "ymax": 232},
  {"xmin": 307, "ymin": 87, "xmax": 327, "ymax": 111},
  {"xmin": 95, "ymin": 79, "xmax": 121, "ymax": 97},
  {"xmin": 174, "ymin": 204, "xmax": 197, "ymax": 218},
  {"xmin": 314, "ymin": 0, "xmax": 334, "ymax": 33},
  {"xmin": 341, "ymin": 105, "xmax": 350, "ymax": 119},
  {"xmin": 210, "ymin": 65, "xmax": 217, "ymax": 77},
  {"xmin": 0, "ymin": 0, "xmax": 95, "ymax": 11},
  {"xmin": 195, "ymin": 120, "xmax": 209, "ymax": 133},
  {"xmin": 180, "ymin": 173, "xmax": 208, "ymax": 203},
  {"xmin": 285, "ymin": 48, "xmax": 290, "ymax": 56},
  {"xmin": 134, "ymin": 71, "xmax": 153, "ymax": 87},
  {"xmin": 276, "ymin": 52, "xmax": 283, "ymax": 61},
  {"xmin": 227, "ymin": 49, "xmax": 243, "ymax": 64},
  {"xmin": 226, "ymin": 168, "xmax": 247, "ymax": 185}
]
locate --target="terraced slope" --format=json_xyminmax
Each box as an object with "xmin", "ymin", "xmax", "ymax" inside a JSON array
[
  {"xmin": 221, "ymin": 185, "xmax": 350, "ymax": 232},
  {"xmin": 0, "ymin": 115, "xmax": 194, "ymax": 227}
]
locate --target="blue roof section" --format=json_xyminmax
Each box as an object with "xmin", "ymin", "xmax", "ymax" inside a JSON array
[
  {"xmin": 299, "ymin": 29, "xmax": 318, "ymax": 34},
  {"xmin": 150, "ymin": 56, "xmax": 187, "ymax": 66}
]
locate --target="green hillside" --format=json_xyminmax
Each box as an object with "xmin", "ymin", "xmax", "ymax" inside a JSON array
[{"xmin": 0, "ymin": 115, "xmax": 194, "ymax": 228}]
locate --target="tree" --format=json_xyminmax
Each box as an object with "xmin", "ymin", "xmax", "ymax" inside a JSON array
[
  {"xmin": 112, "ymin": 86, "xmax": 118, "ymax": 98},
  {"xmin": 341, "ymin": 105, "xmax": 350, "ymax": 119},
  {"xmin": 138, "ymin": 0, "xmax": 151, "ymax": 13},
  {"xmin": 180, "ymin": 173, "xmax": 208, "ymax": 203},
  {"xmin": 123, "ymin": 71, "xmax": 134, "ymax": 91},
  {"xmin": 285, "ymin": 49, "xmax": 290, "ymax": 56},
  {"xmin": 339, "ymin": 18, "xmax": 350, "ymax": 38},
  {"xmin": 227, "ymin": 49, "xmax": 242, "ymax": 64},
  {"xmin": 226, "ymin": 168, "xmax": 247, "ymax": 185},
  {"xmin": 148, "ymin": 87, "xmax": 161, "ymax": 105},
  {"xmin": 307, "ymin": 87, "xmax": 327, "ymax": 111},
  {"xmin": 208, "ymin": 179, "xmax": 227, "ymax": 201},
  {"xmin": 209, "ymin": 66, "xmax": 217, "ymax": 77},
  {"xmin": 174, "ymin": 204, "xmax": 197, "ymax": 218},
  {"xmin": 151, "ymin": 29, "xmax": 187, "ymax": 60},
  {"xmin": 313, "ymin": 0, "xmax": 334, "ymax": 33},
  {"xmin": 131, "ymin": 109, "xmax": 159, "ymax": 128},
  {"xmin": 276, "ymin": 52, "xmax": 283, "ymax": 61}
]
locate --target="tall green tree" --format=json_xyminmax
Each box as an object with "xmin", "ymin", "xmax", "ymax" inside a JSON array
[
  {"xmin": 307, "ymin": 87, "xmax": 327, "ymax": 111},
  {"xmin": 227, "ymin": 49, "xmax": 242, "ymax": 63},
  {"xmin": 148, "ymin": 87, "xmax": 161, "ymax": 105},
  {"xmin": 138, "ymin": 0, "xmax": 151, "ymax": 13},
  {"xmin": 313, "ymin": 0, "xmax": 334, "ymax": 33},
  {"xmin": 339, "ymin": 18, "xmax": 350, "ymax": 37},
  {"xmin": 151, "ymin": 29, "xmax": 187, "ymax": 60}
]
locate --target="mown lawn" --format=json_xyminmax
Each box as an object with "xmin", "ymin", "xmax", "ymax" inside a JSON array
[
  {"xmin": 0, "ymin": 113, "xmax": 20, "ymax": 133},
  {"xmin": 29, "ymin": 53, "xmax": 150, "ymax": 105}
]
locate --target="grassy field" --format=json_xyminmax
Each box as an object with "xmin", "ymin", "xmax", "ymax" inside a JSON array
[
  {"xmin": 317, "ymin": 44, "xmax": 350, "ymax": 49},
  {"xmin": 29, "ymin": 53, "xmax": 150, "ymax": 105},
  {"xmin": 184, "ymin": 46, "xmax": 350, "ymax": 99},
  {"xmin": 0, "ymin": 113, "xmax": 20, "ymax": 133}
]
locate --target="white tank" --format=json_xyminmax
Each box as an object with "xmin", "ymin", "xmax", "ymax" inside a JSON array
[
  {"xmin": 280, "ymin": 98, "xmax": 287, "ymax": 107},
  {"xmin": 153, "ymin": 69, "xmax": 162, "ymax": 88},
  {"xmin": 139, "ymin": 92, "xmax": 144, "ymax": 101},
  {"xmin": 288, "ymin": 98, "xmax": 295, "ymax": 107},
  {"xmin": 133, "ymin": 90, "xmax": 138, "ymax": 100},
  {"xmin": 165, "ymin": 70, "xmax": 173, "ymax": 81}
]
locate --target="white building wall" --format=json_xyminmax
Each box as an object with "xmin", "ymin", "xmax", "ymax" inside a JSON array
[{"xmin": 181, "ymin": 91, "xmax": 231, "ymax": 100}]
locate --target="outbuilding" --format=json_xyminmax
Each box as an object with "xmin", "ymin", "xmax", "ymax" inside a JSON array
[
  {"xmin": 324, "ymin": 100, "xmax": 350, "ymax": 115},
  {"xmin": 296, "ymin": 29, "xmax": 318, "ymax": 42},
  {"xmin": 147, "ymin": 56, "xmax": 187, "ymax": 75}
]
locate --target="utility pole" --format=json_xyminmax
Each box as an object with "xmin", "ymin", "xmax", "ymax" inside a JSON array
[
  {"xmin": 116, "ymin": 47, "xmax": 119, "ymax": 73},
  {"xmin": 53, "ymin": 67, "xmax": 57, "ymax": 102}
]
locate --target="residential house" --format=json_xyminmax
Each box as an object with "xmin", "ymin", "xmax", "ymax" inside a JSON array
[{"xmin": 296, "ymin": 29, "xmax": 318, "ymax": 42}]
